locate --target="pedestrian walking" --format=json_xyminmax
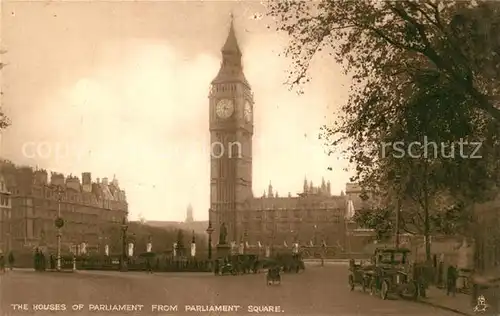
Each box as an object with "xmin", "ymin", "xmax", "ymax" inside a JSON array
[
  {"xmin": 437, "ymin": 260, "xmax": 444, "ymax": 288},
  {"xmin": 8, "ymin": 251, "xmax": 14, "ymax": 271},
  {"xmin": 50, "ymin": 254, "xmax": 55, "ymax": 270},
  {"xmin": 34, "ymin": 249, "xmax": 40, "ymax": 271},
  {"xmin": 447, "ymin": 265, "xmax": 458, "ymax": 296},
  {"xmin": 0, "ymin": 254, "xmax": 5, "ymax": 273},
  {"xmin": 214, "ymin": 258, "xmax": 220, "ymax": 276},
  {"xmin": 40, "ymin": 252, "xmax": 46, "ymax": 271},
  {"xmin": 146, "ymin": 258, "xmax": 153, "ymax": 274}
]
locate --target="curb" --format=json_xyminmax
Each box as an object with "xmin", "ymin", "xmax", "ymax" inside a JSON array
[{"xmin": 418, "ymin": 299, "xmax": 474, "ymax": 316}]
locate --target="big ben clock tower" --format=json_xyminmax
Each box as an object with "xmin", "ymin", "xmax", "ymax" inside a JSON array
[{"xmin": 209, "ymin": 16, "xmax": 253, "ymax": 244}]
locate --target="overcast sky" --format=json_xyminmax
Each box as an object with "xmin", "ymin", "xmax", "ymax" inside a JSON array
[{"xmin": 0, "ymin": 0, "xmax": 352, "ymax": 221}]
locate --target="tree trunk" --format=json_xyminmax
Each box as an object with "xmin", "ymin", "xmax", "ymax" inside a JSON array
[{"xmin": 423, "ymin": 164, "xmax": 431, "ymax": 262}]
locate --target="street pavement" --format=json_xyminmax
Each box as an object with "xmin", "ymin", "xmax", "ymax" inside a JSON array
[{"xmin": 0, "ymin": 265, "xmax": 464, "ymax": 316}]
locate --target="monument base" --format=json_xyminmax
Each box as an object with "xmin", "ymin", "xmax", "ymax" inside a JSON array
[{"xmin": 216, "ymin": 244, "xmax": 231, "ymax": 259}]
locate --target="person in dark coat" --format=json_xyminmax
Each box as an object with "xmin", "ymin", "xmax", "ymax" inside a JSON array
[
  {"xmin": 145, "ymin": 258, "xmax": 153, "ymax": 274},
  {"xmin": 0, "ymin": 254, "xmax": 5, "ymax": 273},
  {"xmin": 447, "ymin": 265, "xmax": 458, "ymax": 296},
  {"xmin": 40, "ymin": 252, "xmax": 46, "ymax": 271},
  {"xmin": 49, "ymin": 254, "xmax": 55, "ymax": 270},
  {"xmin": 437, "ymin": 260, "xmax": 444, "ymax": 288},
  {"xmin": 214, "ymin": 258, "xmax": 220, "ymax": 276},
  {"xmin": 8, "ymin": 252, "xmax": 14, "ymax": 270},
  {"xmin": 34, "ymin": 249, "xmax": 40, "ymax": 271}
]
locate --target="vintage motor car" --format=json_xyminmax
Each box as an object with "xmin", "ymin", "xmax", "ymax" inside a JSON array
[
  {"xmin": 348, "ymin": 258, "xmax": 373, "ymax": 292},
  {"xmin": 361, "ymin": 247, "xmax": 418, "ymax": 300}
]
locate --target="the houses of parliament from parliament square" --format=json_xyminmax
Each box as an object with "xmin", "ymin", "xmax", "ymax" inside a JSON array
[{"xmin": 0, "ymin": 17, "xmax": 373, "ymax": 257}]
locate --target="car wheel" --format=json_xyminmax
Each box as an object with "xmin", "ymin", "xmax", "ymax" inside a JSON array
[{"xmin": 380, "ymin": 280, "xmax": 389, "ymax": 300}]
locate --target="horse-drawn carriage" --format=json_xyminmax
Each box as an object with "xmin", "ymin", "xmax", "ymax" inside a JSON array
[
  {"xmin": 266, "ymin": 266, "xmax": 281, "ymax": 285},
  {"xmin": 349, "ymin": 247, "xmax": 418, "ymax": 300}
]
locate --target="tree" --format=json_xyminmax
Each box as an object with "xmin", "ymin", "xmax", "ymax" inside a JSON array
[
  {"xmin": 352, "ymin": 207, "xmax": 393, "ymax": 241},
  {"xmin": 267, "ymin": 1, "xmax": 500, "ymax": 120},
  {"xmin": 0, "ymin": 49, "xmax": 10, "ymax": 130},
  {"xmin": 176, "ymin": 229, "xmax": 185, "ymax": 256},
  {"xmin": 268, "ymin": 1, "xmax": 500, "ymax": 261}
]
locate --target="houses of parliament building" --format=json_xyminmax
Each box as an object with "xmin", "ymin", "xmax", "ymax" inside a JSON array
[{"xmin": 208, "ymin": 18, "xmax": 369, "ymax": 251}]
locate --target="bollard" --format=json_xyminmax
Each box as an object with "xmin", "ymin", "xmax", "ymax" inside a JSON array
[{"xmin": 72, "ymin": 257, "xmax": 76, "ymax": 272}]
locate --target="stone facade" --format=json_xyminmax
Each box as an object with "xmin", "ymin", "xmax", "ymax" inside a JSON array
[{"xmin": 0, "ymin": 160, "xmax": 127, "ymax": 254}]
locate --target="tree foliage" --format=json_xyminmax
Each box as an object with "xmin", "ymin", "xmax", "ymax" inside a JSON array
[
  {"xmin": 101, "ymin": 223, "xmax": 204, "ymax": 255},
  {"xmin": 352, "ymin": 207, "xmax": 393, "ymax": 241},
  {"xmin": 268, "ymin": 0, "xmax": 500, "ymax": 119},
  {"xmin": 267, "ymin": 1, "xmax": 500, "ymax": 254},
  {"xmin": 0, "ymin": 50, "xmax": 10, "ymax": 130}
]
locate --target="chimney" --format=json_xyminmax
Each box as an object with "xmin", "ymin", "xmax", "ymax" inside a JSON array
[{"xmin": 102, "ymin": 177, "xmax": 108, "ymax": 185}]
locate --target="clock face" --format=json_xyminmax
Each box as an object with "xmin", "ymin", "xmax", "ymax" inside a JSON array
[
  {"xmin": 244, "ymin": 101, "xmax": 252, "ymax": 123},
  {"xmin": 216, "ymin": 99, "xmax": 234, "ymax": 119}
]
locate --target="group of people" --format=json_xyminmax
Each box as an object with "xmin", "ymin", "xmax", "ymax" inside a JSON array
[
  {"xmin": 34, "ymin": 248, "xmax": 47, "ymax": 271},
  {"xmin": 34, "ymin": 248, "xmax": 59, "ymax": 271},
  {"xmin": 0, "ymin": 252, "xmax": 15, "ymax": 273}
]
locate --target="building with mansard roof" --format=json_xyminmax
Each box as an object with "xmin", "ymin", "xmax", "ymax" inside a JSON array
[
  {"xmin": 0, "ymin": 160, "xmax": 127, "ymax": 254},
  {"xmin": 207, "ymin": 18, "xmax": 350, "ymax": 251}
]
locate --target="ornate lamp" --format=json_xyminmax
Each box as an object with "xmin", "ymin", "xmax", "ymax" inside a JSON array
[{"xmin": 206, "ymin": 219, "xmax": 214, "ymax": 260}]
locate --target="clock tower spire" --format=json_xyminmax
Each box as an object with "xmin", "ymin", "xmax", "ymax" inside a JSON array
[
  {"xmin": 209, "ymin": 14, "xmax": 254, "ymax": 245},
  {"xmin": 212, "ymin": 14, "xmax": 249, "ymax": 87}
]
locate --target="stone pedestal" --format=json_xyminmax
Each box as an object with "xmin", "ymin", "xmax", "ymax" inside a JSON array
[{"xmin": 216, "ymin": 244, "xmax": 231, "ymax": 259}]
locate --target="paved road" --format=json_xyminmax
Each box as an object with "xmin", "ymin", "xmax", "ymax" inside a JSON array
[{"xmin": 0, "ymin": 265, "xmax": 461, "ymax": 316}]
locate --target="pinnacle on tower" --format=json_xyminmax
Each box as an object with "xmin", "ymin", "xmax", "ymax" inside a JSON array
[
  {"xmin": 212, "ymin": 13, "xmax": 249, "ymax": 86},
  {"xmin": 222, "ymin": 12, "xmax": 241, "ymax": 55},
  {"xmin": 303, "ymin": 176, "xmax": 308, "ymax": 193},
  {"xmin": 268, "ymin": 182, "xmax": 273, "ymax": 198}
]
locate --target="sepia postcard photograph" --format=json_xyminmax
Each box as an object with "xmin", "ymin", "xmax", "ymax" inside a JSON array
[{"xmin": 0, "ymin": 0, "xmax": 499, "ymax": 315}]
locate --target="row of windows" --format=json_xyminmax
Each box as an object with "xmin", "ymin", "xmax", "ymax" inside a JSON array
[
  {"xmin": 28, "ymin": 189, "xmax": 126, "ymax": 209},
  {"xmin": 0, "ymin": 196, "xmax": 10, "ymax": 206},
  {"xmin": 239, "ymin": 221, "xmax": 342, "ymax": 232},
  {"xmin": 237, "ymin": 217, "xmax": 342, "ymax": 225},
  {"xmin": 0, "ymin": 209, "xmax": 11, "ymax": 220},
  {"xmin": 242, "ymin": 212, "xmax": 342, "ymax": 221}
]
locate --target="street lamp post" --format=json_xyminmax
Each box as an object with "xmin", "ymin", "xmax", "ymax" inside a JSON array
[
  {"xmin": 206, "ymin": 219, "xmax": 214, "ymax": 260},
  {"xmin": 313, "ymin": 225, "xmax": 318, "ymax": 246},
  {"xmin": 243, "ymin": 229, "xmax": 248, "ymax": 254},
  {"xmin": 54, "ymin": 186, "xmax": 65, "ymax": 272},
  {"xmin": 121, "ymin": 216, "xmax": 128, "ymax": 272}
]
